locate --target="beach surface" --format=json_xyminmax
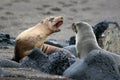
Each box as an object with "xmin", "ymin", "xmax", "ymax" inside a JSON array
[{"xmin": 0, "ymin": 0, "xmax": 120, "ymax": 79}]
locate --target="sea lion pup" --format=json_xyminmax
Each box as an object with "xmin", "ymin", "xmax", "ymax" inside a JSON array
[
  {"xmin": 13, "ymin": 16, "xmax": 63, "ymax": 62},
  {"xmin": 72, "ymin": 21, "xmax": 120, "ymax": 65}
]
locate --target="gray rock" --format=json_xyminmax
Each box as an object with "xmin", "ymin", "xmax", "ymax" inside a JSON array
[
  {"xmin": 0, "ymin": 59, "xmax": 20, "ymax": 68},
  {"xmin": 0, "ymin": 32, "xmax": 15, "ymax": 46},
  {"xmin": 0, "ymin": 48, "xmax": 76, "ymax": 76},
  {"xmin": 21, "ymin": 48, "xmax": 76, "ymax": 75},
  {"xmin": 41, "ymin": 51, "xmax": 70, "ymax": 75},
  {"xmin": 99, "ymin": 24, "xmax": 120, "ymax": 54},
  {"xmin": 45, "ymin": 39, "xmax": 64, "ymax": 48},
  {"xmin": 0, "ymin": 68, "xmax": 4, "ymax": 77},
  {"xmin": 20, "ymin": 48, "xmax": 48, "ymax": 70},
  {"xmin": 63, "ymin": 50, "xmax": 120, "ymax": 80},
  {"xmin": 63, "ymin": 45, "xmax": 77, "ymax": 57},
  {"xmin": 93, "ymin": 20, "xmax": 120, "ymax": 41}
]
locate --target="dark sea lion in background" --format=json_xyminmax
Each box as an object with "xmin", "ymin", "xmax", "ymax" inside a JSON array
[
  {"xmin": 63, "ymin": 21, "xmax": 120, "ymax": 80},
  {"xmin": 12, "ymin": 16, "xmax": 64, "ymax": 62}
]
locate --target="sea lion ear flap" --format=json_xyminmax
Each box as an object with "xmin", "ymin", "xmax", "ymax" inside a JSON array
[{"xmin": 72, "ymin": 23, "xmax": 77, "ymax": 33}]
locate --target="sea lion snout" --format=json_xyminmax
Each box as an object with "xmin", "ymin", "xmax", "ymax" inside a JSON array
[
  {"xmin": 72, "ymin": 22, "xmax": 83, "ymax": 31},
  {"xmin": 55, "ymin": 16, "xmax": 63, "ymax": 22},
  {"xmin": 72, "ymin": 23, "xmax": 77, "ymax": 33}
]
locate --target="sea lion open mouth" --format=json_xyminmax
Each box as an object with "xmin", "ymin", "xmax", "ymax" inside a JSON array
[{"xmin": 54, "ymin": 21, "xmax": 63, "ymax": 28}]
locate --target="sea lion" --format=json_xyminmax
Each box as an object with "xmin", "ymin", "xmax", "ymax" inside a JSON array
[
  {"xmin": 13, "ymin": 16, "xmax": 63, "ymax": 62},
  {"xmin": 72, "ymin": 21, "xmax": 120, "ymax": 65},
  {"xmin": 72, "ymin": 21, "xmax": 101, "ymax": 58},
  {"xmin": 63, "ymin": 21, "xmax": 120, "ymax": 80}
]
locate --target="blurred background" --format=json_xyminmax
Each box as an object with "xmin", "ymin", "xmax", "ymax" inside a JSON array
[{"xmin": 0, "ymin": 0, "xmax": 120, "ymax": 42}]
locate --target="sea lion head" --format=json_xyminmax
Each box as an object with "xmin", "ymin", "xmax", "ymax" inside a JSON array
[
  {"xmin": 72, "ymin": 21, "xmax": 92, "ymax": 33},
  {"xmin": 41, "ymin": 16, "xmax": 63, "ymax": 32},
  {"xmin": 72, "ymin": 21, "xmax": 98, "ymax": 58}
]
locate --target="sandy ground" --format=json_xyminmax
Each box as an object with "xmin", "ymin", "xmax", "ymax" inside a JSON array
[{"xmin": 0, "ymin": 0, "xmax": 120, "ymax": 79}]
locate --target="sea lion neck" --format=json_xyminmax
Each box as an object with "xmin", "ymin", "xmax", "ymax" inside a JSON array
[{"xmin": 35, "ymin": 23, "xmax": 54, "ymax": 36}]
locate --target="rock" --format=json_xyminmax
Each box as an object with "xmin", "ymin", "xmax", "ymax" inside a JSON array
[
  {"xmin": 63, "ymin": 50, "xmax": 120, "ymax": 80},
  {"xmin": 0, "ymin": 59, "xmax": 20, "ymax": 68},
  {"xmin": 65, "ymin": 36, "xmax": 76, "ymax": 45},
  {"xmin": 63, "ymin": 45, "xmax": 77, "ymax": 57},
  {"xmin": 92, "ymin": 20, "xmax": 120, "ymax": 41},
  {"xmin": 20, "ymin": 48, "xmax": 48, "ymax": 70},
  {"xmin": 21, "ymin": 48, "xmax": 76, "ymax": 75},
  {"xmin": 0, "ymin": 48, "xmax": 76, "ymax": 75},
  {"xmin": 45, "ymin": 39, "xmax": 65, "ymax": 48},
  {"xmin": 44, "ymin": 36, "xmax": 76, "ymax": 47},
  {"xmin": 0, "ymin": 32, "xmax": 15, "ymax": 46},
  {"xmin": 100, "ymin": 24, "xmax": 120, "ymax": 54},
  {"xmin": 42, "ymin": 51, "xmax": 70, "ymax": 75},
  {"xmin": 0, "ymin": 68, "xmax": 4, "ymax": 77}
]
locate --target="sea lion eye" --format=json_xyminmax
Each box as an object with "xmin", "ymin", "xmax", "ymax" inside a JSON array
[{"xmin": 49, "ymin": 18, "xmax": 54, "ymax": 22}]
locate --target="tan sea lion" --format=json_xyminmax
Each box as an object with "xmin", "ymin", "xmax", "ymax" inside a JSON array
[
  {"xmin": 72, "ymin": 21, "xmax": 120, "ymax": 65},
  {"xmin": 13, "ymin": 16, "xmax": 63, "ymax": 62}
]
